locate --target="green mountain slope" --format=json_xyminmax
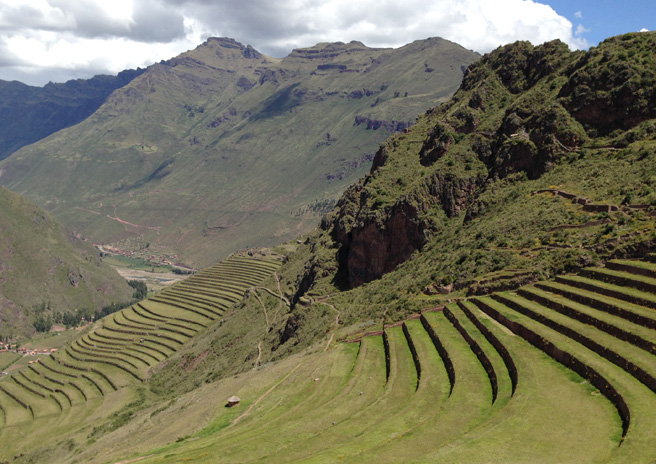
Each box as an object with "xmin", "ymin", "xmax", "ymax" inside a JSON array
[
  {"xmin": 149, "ymin": 32, "xmax": 656, "ymax": 394},
  {"xmin": 0, "ymin": 187, "xmax": 133, "ymax": 339},
  {"xmin": 0, "ymin": 37, "xmax": 479, "ymax": 268},
  {"xmin": 2, "ymin": 32, "xmax": 656, "ymax": 464},
  {"xmin": 0, "ymin": 69, "xmax": 145, "ymax": 161}
]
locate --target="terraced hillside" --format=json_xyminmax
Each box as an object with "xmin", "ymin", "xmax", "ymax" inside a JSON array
[
  {"xmin": 0, "ymin": 254, "xmax": 281, "ymax": 461},
  {"xmin": 31, "ymin": 256, "xmax": 652, "ymax": 463}
]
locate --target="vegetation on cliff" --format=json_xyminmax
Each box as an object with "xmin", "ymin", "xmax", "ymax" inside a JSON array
[{"xmin": 148, "ymin": 33, "xmax": 656, "ymax": 395}]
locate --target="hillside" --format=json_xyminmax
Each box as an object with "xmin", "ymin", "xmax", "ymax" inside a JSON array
[
  {"xmin": 1, "ymin": 32, "xmax": 656, "ymax": 463},
  {"xmin": 0, "ymin": 187, "xmax": 134, "ymax": 339},
  {"xmin": 149, "ymin": 32, "xmax": 656, "ymax": 395},
  {"xmin": 0, "ymin": 69, "xmax": 145, "ymax": 161},
  {"xmin": 0, "ymin": 37, "xmax": 479, "ymax": 268}
]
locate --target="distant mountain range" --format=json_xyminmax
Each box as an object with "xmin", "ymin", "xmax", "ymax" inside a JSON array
[
  {"xmin": 0, "ymin": 37, "xmax": 479, "ymax": 267},
  {"xmin": 0, "ymin": 68, "xmax": 145, "ymax": 161}
]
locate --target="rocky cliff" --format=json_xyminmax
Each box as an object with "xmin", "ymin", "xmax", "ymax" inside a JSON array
[{"xmin": 289, "ymin": 32, "xmax": 656, "ymax": 297}]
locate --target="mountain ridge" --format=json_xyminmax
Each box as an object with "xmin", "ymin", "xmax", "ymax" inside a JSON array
[
  {"xmin": 0, "ymin": 36, "xmax": 479, "ymax": 268},
  {"xmin": 0, "ymin": 68, "xmax": 145, "ymax": 161}
]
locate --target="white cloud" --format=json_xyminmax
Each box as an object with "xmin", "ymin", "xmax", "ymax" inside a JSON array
[
  {"xmin": 639, "ymin": 28, "xmax": 649, "ymax": 32},
  {"xmin": 0, "ymin": 0, "xmax": 590, "ymax": 86},
  {"xmin": 576, "ymin": 24, "xmax": 590, "ymax": 36},
  {"xmin": 575, "ymin": 11, "xmax": 582, "ymax": 19}
]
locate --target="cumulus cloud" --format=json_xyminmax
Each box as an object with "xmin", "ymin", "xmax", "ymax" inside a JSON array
[{"xmin": 0, "ymin": 0, "xmax": 590, "ymax": 86}]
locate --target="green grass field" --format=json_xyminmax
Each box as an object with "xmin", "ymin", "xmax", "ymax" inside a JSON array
[{"xmin": 2, "ymin": 256, "xmax": 656, "ymax": 463}]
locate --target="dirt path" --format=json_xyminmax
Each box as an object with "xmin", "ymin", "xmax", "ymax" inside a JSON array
[
  {"xmin": 255, "ymin": 341, "xmax": 262, "ymax": 367},
  {"xmin": 316, "ymin": 301, "xmax": 341, "ymax": 351},
  {"xmin": 232, "ymin": 361, "xmax": 304, "ymax": 426},
  {"xmin": 252, "ymin": 290, "xmax": 270, "ymax": 329}
]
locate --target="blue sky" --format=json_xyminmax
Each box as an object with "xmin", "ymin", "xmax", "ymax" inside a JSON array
[
  {"xmin": 0, "ymin": 0, "xmax": 653, "ymax": 86},
  {"xmin": 547, "ymin": 0, "xmax": 653, "ymax": 46}
]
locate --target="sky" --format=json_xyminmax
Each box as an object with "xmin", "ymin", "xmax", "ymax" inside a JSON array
[{"xmin": 0, "ymin": 0, "xmax": 652, "ymax": 86}]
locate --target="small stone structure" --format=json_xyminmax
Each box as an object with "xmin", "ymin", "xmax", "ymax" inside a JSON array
[{"xmin": 226, "ymin": 395, "xmax": 240, "ymax": 407}]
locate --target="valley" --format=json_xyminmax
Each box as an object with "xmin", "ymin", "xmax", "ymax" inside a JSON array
[{"xmin": 1, "ymin": 30, "xmax": 655, "ymax": 463}]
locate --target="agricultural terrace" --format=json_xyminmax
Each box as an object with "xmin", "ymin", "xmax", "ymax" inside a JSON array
[
  {"xmin": 0, "ymin": 254, "xmax": 281, "ymax": 458},
  {"xmin": 110, "ymin": 257, "xmax": 656, "ymax": 463}
]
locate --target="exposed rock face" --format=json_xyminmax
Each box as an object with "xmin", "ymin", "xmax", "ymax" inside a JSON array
[
  {"xmin": 326, "ymin": 167, "xmax": 481, "ymax": 288},
  {"xmin": 295, "ymin": 35, "xmax": 656, "ymax": 294},
  {"xmin": 354, "ymin": 116, "xmax": 412, "ymax": 133},
  {"xmin": 342, "ymin": 202, "xmax": 427, "ymax": 287}
]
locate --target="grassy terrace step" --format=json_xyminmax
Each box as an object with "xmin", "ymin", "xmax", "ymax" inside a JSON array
[
  {"xmin": 458, "ymin": 300, "xmax": 518, "ymax": 396},
  {"xmin": 76, "ymin": 338, "xmax": 157, "ymax": 366},
  {"xmin": 64, "ymin": 348, "xmax": 143, "ymax": 382},
  {"xmin": 156, "ymin": 288, "xmax": 231, "ymax": 309},
  {"xmin": 186, "ymin": 272, "xmax": 258, "ymax": 286},
  {"xmin": 203, "ymin": 261, "xmax": 277, "ymax": 276},
  {"xmin": 607, "ymin": 259, "xmax": 656, "ymax": 279},
  {"xmin": 0, "ymin": 383, "xmax": 33, "ymax": 425},
  {"xmin": 190, "ymin": 274, "xmax": 270, "ymax": 290},
  {"xmin": 537, "ymin": 280, "xmax": 656, "ymax": 330},
  {"xmin": 152, "ymin": 291, "xmax": 230, "ymax": 314},
  {"xmin": 162, "ymin": 286, "xmax": 239, "ymax": 307},
  {"xmin": 112, "ymin": 312, "xmax": 196, "ymax": 339},
  {"xmin": 518, "ymin": 286, "xmax": 656, "ymax": 352},
  {"xmin": 554, "ymin": 274, "xmax": 656, "ymax": 311},
  {"xmin": 471, "ymin": 297, "xmax": 630, "ymax": 443},
  {"xmin": 168, "ymin": 279, "xmax": 245, "ymax": 299},
  {"xmin": 135, "ymin": 302, "xmax": 208, "ymax": 328},
  {"xmin": 37, "ymin": 357, "xmax": 104, "ymax": 402},
  {"xmin": 101, "ymin": 319, "xmax": 186, "ymax": 346},
  {"xmin": 580, "ymin": 267, "xmax": 656, "ymax": 294},
  {"xmin": 116, "ymin": 310, "xmax": 199, "ymax": 339},
  {"xmin": 92, "ymin": 329, "xmax": 178, "ymax": 354},
  {"xmin": 25, "ymin": 364, "xmax": 79, "ymax": 406},
  {"xmin": 491, "ymin": 292, "xmax": 656, "ymax": 397},
  {"xmin": 81, "ymin": 332, "xmax": 172, "ymax": 362},
  {"xmin": 3, "ymin": 377, "xmax": 59, "ymax": 418},
  {"xmin": 66, "ymin": 346, "xmax": 143, "ymax": 381},
  {"xmin": 444, "ymin": 305, "xmax": 499, "ymax": 403},
  {"xmin": 148, "ymin": 296, "xmax": 221, "ymax": 319}
]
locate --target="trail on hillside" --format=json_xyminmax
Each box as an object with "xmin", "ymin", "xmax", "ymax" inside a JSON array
[
  {"xmin": 232, "ymin": 361, "xmax": 305, "ymax": 426},
  {"xmin": 316, "ymin": 300, "xmax": 341, "ymax": 351}
]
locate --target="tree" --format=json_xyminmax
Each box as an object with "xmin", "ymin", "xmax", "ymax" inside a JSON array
[
  {"xmin": 128, "ymin": 280, "xmax": 147, "ymax": 300},
  {"xmin": 33, "ymin": 315, "xmax": 53, "ymax": 333}
]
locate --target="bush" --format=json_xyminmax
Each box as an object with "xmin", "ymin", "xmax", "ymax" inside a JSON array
[
  {"xmin": 33, "ymin": 315, "xmax": 53, "ymax": 333},
  {"xmin": 128, "ymin": 280, "xmax": 147, "ymax": 300}
]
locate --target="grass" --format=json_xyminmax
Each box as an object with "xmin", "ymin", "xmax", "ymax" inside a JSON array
[{"xmin": 3, "ymin": 258, "xmax": 656, "ymax": 462}]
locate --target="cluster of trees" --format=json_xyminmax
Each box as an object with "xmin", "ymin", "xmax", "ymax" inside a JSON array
[{"xmin": 31, "ymin": 280, "xmax": 148, "ymax": 333}]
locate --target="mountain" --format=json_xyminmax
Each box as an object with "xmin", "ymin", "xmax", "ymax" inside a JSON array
[
  {"xmin": 0, "ymin": 37, "xmax": 479, "ymax": 268},
  {"xmin": 1, "ymin": 32, "xmax": 656, "ymax": 464},
  {"xmin": 151, "ymin": 31, "xmax": 656, "ymax": 392},
  {"xmin": 0, "ymin": 186, "xmax": 134, "ymax": 339},
  {"xmin": 0, "ymin": 68, "xmax": 145, "ymax": 161}
]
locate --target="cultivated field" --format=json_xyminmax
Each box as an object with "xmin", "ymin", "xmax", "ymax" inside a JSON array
[{"xmin": 2, "ymin": 256, "xmax": 656, "ymax": 463}]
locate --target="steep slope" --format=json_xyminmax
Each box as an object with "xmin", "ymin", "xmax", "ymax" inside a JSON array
[
  {"xmin": 1, "ymin": 33, "xmax": 656, "ymax": 464},
  {"xmin": 0, "ymin": 37, "xmax": 479, "ymax": 267},
  {"xmin": 147, "ymin": 32, "xmax": 656, "ymax": 395},
  {"xmin": 0, "ymin": 187, "xmax": 133, "ymax": 339},
  {"xmin": 0, "ymin": 69, "xmax": 145, "ymax": 161}
]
